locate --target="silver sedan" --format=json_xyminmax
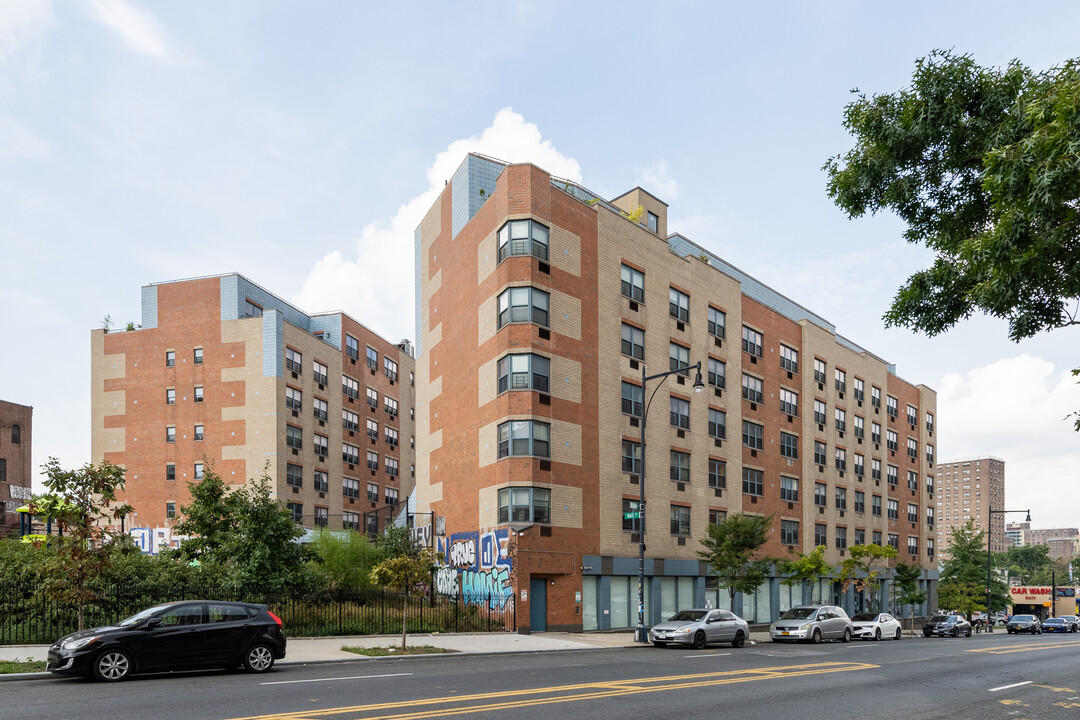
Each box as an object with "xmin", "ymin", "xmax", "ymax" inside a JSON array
[{"xmin": 648, "ymin": 609, "xmax": 750, "ymax": 649}]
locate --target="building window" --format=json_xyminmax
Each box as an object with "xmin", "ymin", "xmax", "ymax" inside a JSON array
[
  {"xmin": 906, "ymin": 404, "xmax": 918, "ymax": 426},
  {"xmin": 927, "ymin": 475, "xmax": 934, "ymax": 494},
  {"xmin": 286, "ymin": 386, "xmax": 302, "ymax": 412},
  {"xmin": 314, "ymin": 433, "xmax": 329, "ymax": 457},
  {"xmin": 780, "ymin": 475, "xmax": 799, "ymax": 502},
  {"xmin": 741, "ymin": 326, "xmax": 763, "ymax": 358},
  {"xmin": 907, "ymin": 437, "xmax": 918, "ymax": 460},
  {"xmin": 708, "ymin": 307, "xmax": 726, "ymax": 339},
  {"xmin": 907, "ymin": 471, "xmax": 918, "ymax": 492},
  {"xmin": 708, "ymin": 409, "xmax": 726, "ymax": 440},
  {"xmin": 873, "ymin": 530, "xmax": 883, "ymax": 546},
  {"xmin": 621, "ymin": 323, "xmax": 644, "ymax": 360},
  {"xmin": 708, "ymin": 459, "xmax": 726, "ymax": 489},
  {"xmin": 286, "ymin": 463, "xmax": 303, "ymax": 487},
  {"xmin": 886, "ymin": 430, "xmax": 899, "ymax": 452},
  {"xmin": 836, "ymin": 526, "xmax": 847, "ymax": 550},
  {"xmin": 243, "ymin": 299, "xmax": 263, "ymax": 317},
  {"xmin": 670, "ymin": 450, "xmax": 691, "ymax": 483},
  {"xmin": 854, "ymin": 453, "xmax": 864, "ymax": 476},
  {"xmin": 854, "ymin": 491, "xmax": 865, "ymax": 513},
  {"xmin": 498, "ymin": 219, "xmax": 549, "ymax": 262},
  {"xmin": 742, "ymin": 467, "xmax": 764, "ymax": 496},
  {"xmin": 314, "ymin": 507, "xmax": 328, "ymax": 527},
  {"xmin": 385, "ymin": 397, "xmax": 399, "ymax": 418},
  {"xmin": 670, "ymin": 505, "xmax": 690, "ymax": 536},
  {"xmin": 366, "ymin": 514, "xmax": 379, "ymax": 536},
  {"xmin": 887, "ymin": 499, "xmax": 899, "ymax": 520},
  {"xmin": 708, "ymin": 358, "xmax": 726, "ymax": 389},
  {"xmin": 814, "ymin": 441, "xmax": 827, "ymax": 467},
  {"xmin": 385, "ymin": 457, "xmax": 399, "ymax": 477},
  {"xmin": 742, "ymin": 374, "xmax": 763, "ymax": 404},
  {"xmin": 927, "ymin": 444, "xmax": 935, "ymax": 464},
  {"xmin": 779, "ymin": 431, "xmax": 799, "ymax": 459},
  {"xmin": 781, "ymin": 520, "xmax": 799, "ymax": 546},
  {"xmin": 871, "ymin": 386, "xmax": 882, "ymax": 409},
  {"xmin": 314, "ymin": 470, "xmax": 329, "ymax": 493},
  {"xmin": 165, "ymin": 350, "xmax": 175, "ymax": 367},
  {"xmin": 669, "ymin": 288, "xmax": 689, "ymax": 322},
  {"xmin": 834, "ymin": 368, "xmax": 846, "ymax": 394},
  {"xmin": 669, "ymin": 396, "xmax": 690, "ymax": 430},
  {"xmin": 344, "ymin": 443, "xmax": 361, "ymax": 466},
  {"xmin": 835, "ymin": 448, "xmax": 847, "ymax": 472},
  {"xmin": 780, "ymin": 344, "xmax": 798, "ymax": 373},
  {"xmin": 926, "ymin": 506, "xmax": 935, "ymax": 527},
  {"xmin": 285, "ymin": 347, "xmax": 302, "ymax": 374},
  {"xmin": 887, "ymin": 464, "xmax": 898, "ymax": 487},
  {"xmin": 498, "ymin": 353, "xmax": 550, "ymax": 394},
  {"xmin": 343, "ymin": 375, "xmax": 359, "ymax": 400},
  {"xmin": 815, "ymin": 524, "xmax": 828, "ymax": 547},
  {"xmin": 853, "ymin": 377, "xmax": 864, "ymax": 402},
  {"xmin": 366, "ymin": 387, "xmax": 378, "ymax": 408},
  {"xmin": 621, "ymin": 264, "xmax": 644, "ymax": 302},
  {"xmin": 926, "ymin": 412, "xmax": 935, "ymax": 433},
  {"xmin": 194, "ymin": 424, "xmax": 204, "ymax": 441},
  {"xmin": 286, "ymin": 425, "xmax": 302, "ymax": 450},
  {"xmin": 366, "ymin": 482, "xmax": 379, "ymax": 503},
  {"xmin": 835, "ymin": 408, "xmax": 846, "ymax": 433},
  {"xmin": 343, "ymin": 511, "xmax": 359, "ymax": 531},
  {"xmin": 385, "ymin": 427, "xmax": 399, "ymax": 448},
  {"xmin": 166, "ymin": 463, "xmax": 175, "ymax": 481},
  {"xmin": 886, "ymin": 395, "xmax": 898, "ymax": 419},
  {"xmin": 872, "ymin": 422, "xmax": 882, "ymax": 445},
  {"xmin": 166, "ymin": 388, "xmax": 175, "ymax": 405},
  {"xmin": 313, "ymin": 360, "xmax": 329, "ymax": 386},
  {"xmin": 813, "ymin": 359, "xmax": 826, "ymax": 385},
  {"xmin": 814, "ymin": 482, "xmax": 827, "ymax": 508},
  {"xmin": 366, "ymin": 450, "xmax": 378, "ymax": 470},
  {"xmin": 853, "ymin": 415, "xmax": 864, "ymax": 439},
  {"xmin": 872, "ymin": 495, "xmax": 882, "ymax": 517},
  {"xmin": 497, "ymin": 287, "xmax": 549, "ymax": 328},
  {"xmin": 497, "ymin": 420, "xmax": 550, "ymax": 459},
  {"xmin": 622, "ymin": 440, "xmax": 642, "ymax": 475},
  {"xmin": 384, "ymin": 357, "xmax": 398, "ymax": 382},
  {"xmin": 647, "ymin": 211, "xmax": 659, "ymax": 233},
  {"xmin": 343, "ymin": 477, "xmax": 359, "ymax": 499},
  {"xmin": 193, "ymin": 386, "xmax": 204, "ymax": 403},
  {"xmin": 286, "ymin": 502, "xmax": 303, "ymax": 524},
  {"xmin": 345, "ymin": 334, "xmax": 360, "ymax": 361},
  {"xmin": 194, "ymin": 463, "xmax": 204, "ymax": 480},
  {"xmin": 498, "ymin": 487, "xmax": 551, "ymax": 524},
  {"xmin": 907, "ymin": 536, "xmax": 918, "ymax": 556},
  {"xmin": 709, "ymin": 509, "xmax": 727, "ymax": 526},
  {"xmin": 385, "ymin": 487, "xmax": 399, "ymax": 506},
  {"xmin": 814, "ymin": 400, "xmax": 827, "ymax": 425},
  {"xmin": 927, "ymin": 538, "xmax": 935, "ymax": 558},
  {"xmin": 669, "ymin": 342, "xmax": 690, "ymax": 373},
  {"xmin": 192, "ymin": 347, "xmax": 202, "ymax": 365},
  {"xmin": 907, "ymin": 503, "xmax": 919, "ymax": 523},
  {"xmin": 742, "ymin": 420, "xmax": 764, "ymax": 450},
  {"xmin": 835, "ymin": 487, "xmax": 847, "ymax": 511},
  {"xmin": 166, "ymin": 426, "xmax": 175, "ymax": 443},
  {"xmin": 855, "ymin": 528, "xmax": 865, "ymax": 546},
  {"xmin": 343, "ymin": 409, "xmax": 360, "ymax": 432},
  {"xmin": 165, "ymin": 502, "xmax": 176, "ymax": 520},
  {"xmin": 314, "ymin": 397, "xmax": 328, "ymax": 422},
  {"xmin": 779, "ymin": 388, "xmax": 798, "ymax": 416},
  {"xmin": 621, "ymin": 381, "xmax": 643, "ymax": 417},
  {"xmin": 366, "ymin": 346, "xmax": 378, "ymax": 371}
]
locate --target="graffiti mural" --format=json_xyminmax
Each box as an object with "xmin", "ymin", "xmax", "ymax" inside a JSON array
[
  {"xmin": 436, "ymin": 528, "xmax": 514, "ymax": 609},
  {"xmin": 128, "ymin": 527, "xmax": 184, "ymax": 555}
]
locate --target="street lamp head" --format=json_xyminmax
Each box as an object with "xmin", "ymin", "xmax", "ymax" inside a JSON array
[
  {"xmin": 693, "ymin": 367, "xmax": 705, "ymax": 393},
  {"xmin": 1025, "ymin": 511, "xmax": 1031, "ymax": 522}
]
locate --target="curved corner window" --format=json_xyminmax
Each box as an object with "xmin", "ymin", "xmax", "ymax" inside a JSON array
[
  {"xmin": 497, "ymin": 354, "xmax": 550, "ymax": 394},
  {"xmin": 498, "ymin": 219, "xmax": 549, "ymax": 263},
  {"xmin": 498, "ymin": 486, "xmax": 551, "ymax": 524},
  {"xmin": 497, "ymin": 287, "xmax": 549, "ymax": 329},
  {"xmin": 497, "ymin": 420, "xmax": 550, "ymax": 459}
]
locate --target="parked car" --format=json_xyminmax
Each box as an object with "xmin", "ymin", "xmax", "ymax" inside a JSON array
[
  {"xmin": 922, "ymin": 614, "xmax": 972, "ymax": 638},
  {"xmin": 769, "ymin": 605, "xmax": 852, "ymax": 644},
  {"xmin": 1006, "ymin": 614, "xmax": 1043, "ymax": 635},
  {"xmin": 850, "ymin": 612, "xmax": 903, "ymax": 641},
  {"xmin": 1058, "ymin": 615, "xmax": 1079, "ymax": 632},
  {"xmin": 1041, "ymin": 617, "xmax": 1070, "ymax": 633},
  {"xmin": 649, "ymin": 608, "xmax": 750, "ymax": 649},
  {"xmin": 47, "ymin": 600, "xmax": 286, "ymax": 681},
  {"xmin": 989, "ymin": 612, "xmax": 1009, "ymax": 627}
]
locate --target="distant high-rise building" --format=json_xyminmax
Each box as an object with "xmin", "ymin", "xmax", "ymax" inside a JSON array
[
  {"xmin": 0, "ymin": 399, "xmax": 33, "ymax": 537},
  {"xmin": 935, "ymin": 457, "xmax": 1006, "ymax": 556}
]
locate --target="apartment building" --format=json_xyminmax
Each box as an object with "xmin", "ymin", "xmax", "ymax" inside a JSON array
[
  {"xmin": 91, "ymin": 274, "xmax": 415, "ymax": 545},
  {"xmin": 935, "ymin": 457, "xmax": 1006, "ymax": 555},
  {"xmin": 0, "ymin": 399, "xmax": 33, "ymax": 537},
  {"xmin": 412, "ymin": 154, "xmax": 938, "ymax": 632}
]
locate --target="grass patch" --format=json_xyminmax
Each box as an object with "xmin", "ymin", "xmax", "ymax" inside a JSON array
[
  {"xmin": 0, "ymin": 659, "xmax": 46, "ymax": 674},
  {"xmin": 342, "ymin": 644, "xmax": 458, "ymax": 657}
]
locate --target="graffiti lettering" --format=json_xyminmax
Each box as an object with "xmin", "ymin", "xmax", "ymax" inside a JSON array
[
  {"xmin": 128, "ymin": 527, "xmax": 183, "ymax": 555},
  {"xmin": 461, "ymin": 568, "xmax": 513, "ymax": 609},
  {"xmin": 450, "ymin": 539, "xmax": 476, "ymax": 568}
]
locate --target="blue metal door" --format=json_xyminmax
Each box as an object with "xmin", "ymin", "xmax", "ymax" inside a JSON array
[{"xmin": 530, "ymin": 578, "xmax": 547, "ymax": 631}]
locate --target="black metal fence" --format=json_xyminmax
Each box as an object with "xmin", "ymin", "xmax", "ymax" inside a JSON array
[{"xmin": 0, "ymin": 582, "xmax": 515, "ymax": 645}]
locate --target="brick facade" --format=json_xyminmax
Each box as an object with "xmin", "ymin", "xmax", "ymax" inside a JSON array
[{"xmin": 0, "ymin": 400, "xmax": 33, "ymax": 537}]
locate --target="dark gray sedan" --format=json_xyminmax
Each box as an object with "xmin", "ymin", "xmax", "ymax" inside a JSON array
[{"xmin": 649, "ymin": 609, "xmax": 750, "ymax": 649}]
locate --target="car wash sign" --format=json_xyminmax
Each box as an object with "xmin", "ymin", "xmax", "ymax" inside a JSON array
[{"xmin": 1010, "ymin": 586, "xmax": 1054, "ymax": 603}]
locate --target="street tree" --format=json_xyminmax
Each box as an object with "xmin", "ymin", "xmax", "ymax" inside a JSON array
[
  {"xmin": 836, "ymin": 544, "xmax": 898, "ymax": 613},
  {"xmin": 31, "ymin": 459, "xmax": 133, "ymax": 629},
  {"xmin": 309, "ymin": 529, "xmax": 384, "ymax": 592},
  {"xmin": 825, "ymin": 50, "xmax": 1080, "ymax": 426},
  {"xmin": 1001, "ymin": 543, "xmax": 1053, "ymax": 585},
  {"xmin": 172, "ymin": 463, "xmax": 242, "ymax": 563},
  {"xmin": 370, "ymin": 547, "xmax": 442, "ymax": 650},
  {"xmin": 696, "ymin": 513, "xmax": 775, "ymax": 607},
  {"xmin": 892, "ymin": 561, "xmax": 926, "ymax": 636},
  {"xmin": 778, "ymin": 544, "xmax": 830, "ymax": 604}
]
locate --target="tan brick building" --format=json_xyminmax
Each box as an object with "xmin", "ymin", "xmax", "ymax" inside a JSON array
[
  {"xmin": 413, "ymin": 155, "xmax": 939, "ymax": 632},
  {"xmin": 935, "ymin": 456, "xmax": 1006, "ymax": 556},
  {"xmin": 91, "ymin": 274, "xmax": 414, "ymax": 551},
  {"xmin": 0, "ymin": 399, "xmax": 33, "ymax": 537}
]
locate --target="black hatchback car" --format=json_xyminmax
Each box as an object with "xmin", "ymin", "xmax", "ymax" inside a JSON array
[
  {"xmin": 47, "ymin": 601, "xmax": 286, "ymax": 681},
  {"xmin": 922, "ymin": 614, "xmax": 972, "ymax": 638}
]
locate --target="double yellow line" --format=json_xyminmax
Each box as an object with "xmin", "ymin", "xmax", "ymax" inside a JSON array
[
  {"xmin": 229, "ymin": 661, "xmax": 878, "ymax": 720},
  {"xmin": 968, "ymin": 639, "xmax": 1080, "ymax": 655}
]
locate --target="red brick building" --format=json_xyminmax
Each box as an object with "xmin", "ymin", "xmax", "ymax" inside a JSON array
[
  {"xmin": 0, "ymin": 399, "xmax": 33, "ymax": 537},
  {"xmin": 413, "ymin": 155, "xmax": 939, "ymax": 632},
  {"xmin": 91, "ymin": 274, "xmax": 414, "ymax": 551}
]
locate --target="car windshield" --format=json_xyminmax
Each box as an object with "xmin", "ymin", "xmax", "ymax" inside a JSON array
[
  {"xmin": 850, "ymin": 613, "xmax": 879, "ymax": 622},
  {"xmin": 1012, "ymin": 615, "xmax": 1035, "ymax": 622},
  {"xmin": 780, "ymin": 607, "xmax": 817, "ymax": 620},
  {"xmin": 669, "ymin": 610, "xmax": 707, "ymax": 622},
  {"xmin": 1045, "ymin": 618, "xmax": 1064, "ymax": 624},
  {"xmin": 927, "ymin": 615, "xmax": 952, "ymax": 623},
  {"xmin": 117, "ymin": 604, "xmax": 174, "ymax": 628}
]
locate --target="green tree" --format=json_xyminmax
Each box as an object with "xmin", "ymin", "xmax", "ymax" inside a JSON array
[
  {"xmin": 171, "ymin": 463, "xmax": 242, "ymax": 563},
  {"xmin": 31, "ymin": 459, "xmax": 133, "ymax": 629},
  {"xmin": 309, "ymin": 528, "xmax": 384, "ymax": 592},
  {"xmin": 370, "ymin": 547, "xmax": 441, "ymax": 650},
  {"xmin": 1002, "ymin": 543, "xmax": 1053, "ymax": 585},
  {"xmin": 938, "ymin": 580, "xmax": 987, "ymax": 619},
  {"xmin": 836, "ymin": 544, "xmax": 898, "ymax": 613},
  {"xmin": 778, "ymin": 544, "xmax": 830, "ymax": 603},
  {"xmin": 940, "ymin": 521, "xmax": 1008, "ymax": 613},
  {"xmin": 825, "ymin": 50, "xmax": 1080, "ymax": 426},
  {"xmin": 892, "ymin": 561, "xmax": 926, "ymax": 636},
  {"xmin": 696, "ymin": 513, "xmax": 775, "ymax": 607}
]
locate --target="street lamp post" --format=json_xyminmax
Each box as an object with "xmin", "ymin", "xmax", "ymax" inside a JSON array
[
  {"xmin": 986, "ymin": 508, "xmax": 1030, "ymax": 632},
  {"xmin": 634, "ymin": 360, "xmax": 705, "ymax": 644}
]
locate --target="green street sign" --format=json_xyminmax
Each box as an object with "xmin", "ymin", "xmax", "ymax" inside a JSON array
[{"xmin": 623, "ymin": 512, "xmax": 641, "ymax": 519}]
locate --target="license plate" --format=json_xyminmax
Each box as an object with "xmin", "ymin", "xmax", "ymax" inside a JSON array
[{"xmin": 781, "ymin": 631, "xmax": 790, "ymax": 636}]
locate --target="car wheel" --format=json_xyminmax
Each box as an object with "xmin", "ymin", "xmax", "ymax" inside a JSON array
[
  {"xmin": 841, "ymin": 628, "xmax": 851, "ymax": 643},
  {"xmin": 732, "ymin": 631, "xmax": 745, "ymax": 649},
  {"xmin": 966, "ymin": 627, "xmax": 972, "ymax": 637},
  {"xmin": 692, "ymin": 631, "xmax": 707, "ymax": 650},
  {"xmin": 895, "ymin": 627, "xmax": 902, "ymax": 640},
  {"xmin": 811, "ymin": 628, "xmax": 822, "ymax": 644},
  {"xmin": 951, "ymin": 627, "xmax": 958, "ymax": 638},
  {"xmin": 243, "ymin": 644, "xmax": 275, "ymax": 673},
  {"xmin": 874, "ymin": 628, "xmax": 881, "ymax": 641},
  {"xmin": 93, "ymin": 649, "xmax": 133, "ymax": 682},
  {"xmin": 652, "ymin": 642, "xmax": 667, "ymax": 648}
]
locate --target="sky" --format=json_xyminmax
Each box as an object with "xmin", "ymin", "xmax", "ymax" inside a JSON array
[{"xmin": 1, "ymin": 1, "xmax": 1078, "ymax": 528}]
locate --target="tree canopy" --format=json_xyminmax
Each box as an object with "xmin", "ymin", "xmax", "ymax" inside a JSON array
[
  {"xmin": 696, "ymin": 513, "xmax": 774, "ymax": 603},
  {"xmin": 825, "ymin": 50, "xmax": 1080, "ymax": 345},
  {"xmin": 836, "ymin": 543, "xmax": 898, "ymax": 613}
]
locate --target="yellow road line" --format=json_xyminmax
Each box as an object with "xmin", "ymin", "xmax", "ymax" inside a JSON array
[
  {"xmin": 967, "ymin": 640, "xmax": 1080, "ymax": 655},
  {"xmin": 226, "ymin": 662, "xmax": 878, "ymax": 720}
]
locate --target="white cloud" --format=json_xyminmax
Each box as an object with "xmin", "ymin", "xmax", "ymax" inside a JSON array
[
  {"xmin": 85, "ymin": 0, "xmax": 177, "ymax": 62},
  {"xmin": 937, "ymin": 355, "xmax": 1080, "ymax": 527},
  {"xmin": 0, "ymin": 116, "xmax": 51, "ymax": 157},
  {"xmin": 635, "ymin": 160, "xmax": 680, "ymax": 201},
  {"xmin": 0, "ymin": 0, "xmax": 52, "ymax": 62},
  {"xmin": 294, "ymin": 108, "xmax": 581, "ymax": 343}
]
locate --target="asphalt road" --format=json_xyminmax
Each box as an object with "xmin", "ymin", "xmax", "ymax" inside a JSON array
[{"xmin": 7, "ymin": 632, "xmax": 1080, "ymax": 720}]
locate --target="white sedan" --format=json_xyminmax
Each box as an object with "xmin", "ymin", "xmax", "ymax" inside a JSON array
[{"xmin": 849, "ymin": 612, "xmax": 903, "ymax": 640}]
